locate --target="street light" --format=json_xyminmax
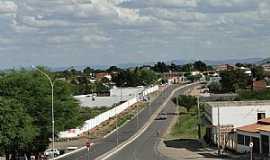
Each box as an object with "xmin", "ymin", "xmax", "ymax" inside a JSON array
[{"xmin": 32, "ymin": 66, "xmax": 56, "ymax": 160}]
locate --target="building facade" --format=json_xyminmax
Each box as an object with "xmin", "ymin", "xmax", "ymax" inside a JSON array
[
  {"xmin": 236, "ymin": 117, "xmax": 270, "ymax": 155},
  {"xmin": 204, "ymin": 101, "xmax": 270, "ymax": 151}
]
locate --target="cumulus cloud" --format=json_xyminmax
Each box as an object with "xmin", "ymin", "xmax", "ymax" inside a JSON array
[
  {"xmin": 0, "ymin": 0, "xmax": 270, "ymax": 69},
  {"xmin": 0, "ymin": 1, "xmax": 17, "ymax": 13}
]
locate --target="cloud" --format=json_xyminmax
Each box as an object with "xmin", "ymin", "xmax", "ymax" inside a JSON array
[
  {"xmin": 0, "ymin": 1, "xmax": 17, "ymax": 14},
  {"xmin": 1, "ymin": 0, "xmax": 270, "ymax": 69}
]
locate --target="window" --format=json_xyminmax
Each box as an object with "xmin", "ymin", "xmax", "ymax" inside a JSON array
[
  {"xmin": 258, "ymin": 113, "xmax": 266, "ymax": 120},
  {"xmin": 237, "ymin": 134, "xmax": 244, "ymax": 145},
  {"xmin": 244, "ymin": 136, "xmax": 250, "ymax": 146}
]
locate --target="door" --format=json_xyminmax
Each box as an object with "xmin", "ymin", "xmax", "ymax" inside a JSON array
[
  {"xmin": 261, "ymin": 135, "xmax": 269, "ymax": 154},
  {"xmin": 252, "ymin": 137, "xmax": 260, "ymax": 153}
]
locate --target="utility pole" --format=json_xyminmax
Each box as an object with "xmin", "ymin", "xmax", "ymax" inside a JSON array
[
  {"xmin": 115, "ymin": 106, "xmax": 119, "ymax": 147},
  {"xmin": 197, "ymin": 96, "xmax": 201, "ymax": 139},
  {"xmin": 217, "ymin": 103, "xmax": 221, "ymax": 156},
  {"xmin": 249, "ymin": 142, "xmax": 253, "ymax": 160}
]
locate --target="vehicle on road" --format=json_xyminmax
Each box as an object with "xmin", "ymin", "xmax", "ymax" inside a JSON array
[
  {"xmin": 44, "ymin": 149, "xmax": 60, "ymax": 157},
  {"xmin": 155, "ymin": 113, "xmax": 167, "ymax": 120}
]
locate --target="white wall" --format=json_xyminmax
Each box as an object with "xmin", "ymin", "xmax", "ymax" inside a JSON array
[
  {"xmin": 59, "ymin": 85, "xmax": 160, "ymax": 138},
  {"xmin": 209, "ymin": 104, "xmax": 270, "ymax": 128}
]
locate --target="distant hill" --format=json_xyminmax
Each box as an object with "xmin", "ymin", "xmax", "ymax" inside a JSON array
[
  {"xmin": 50, "ymin": 57, "xmax": 268, "ymax": 72},
  {"xmin": 258, "ymin": 57, "xmax": 270, "ymax": 65},
  {"xmin": 170, "ymin": 58, "xmax": 264, "ymax": 66}
]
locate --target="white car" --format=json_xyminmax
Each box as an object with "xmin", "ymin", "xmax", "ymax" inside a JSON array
[{"xmin": 44, "ymin": 149, "xmax": 60, "ymax": 157}]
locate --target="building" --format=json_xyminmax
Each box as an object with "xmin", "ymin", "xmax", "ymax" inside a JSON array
[
  {"xmin": 262, "ymin": 64, "xmax": 270, "ymax": 72},
  {"xmin": 95, "ymin": 72, "xmax": 112, "ymax": 81},
  {"xmin": 204, "ymin": 101, "xmax": 270, "ymax": 150},
  {"xmin": 163, "ymin": 71, "xmax": 185, "ymax": 84},
  {"xmin": 215, "ymin": 64, "xmax": 234, "ymax": 72},
  {"xmin": 253, "ymin": 80, "xmax": 267, "ymax": 92},
  {"xmin": 236, "ymin": 117, "xmax": 270, "ymax": 155}
]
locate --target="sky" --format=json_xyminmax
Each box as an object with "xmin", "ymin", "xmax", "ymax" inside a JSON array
[{"xmin": 0, "ymin": 0, "xmax": 270, "ymax": 69}]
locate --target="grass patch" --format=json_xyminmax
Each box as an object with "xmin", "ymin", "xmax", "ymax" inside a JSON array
[
  {"xmin": 170, "ymin": 107, "xmax": 206, "ymax": 139},
  {"xmin": 171, "ymin": 113, "xmax": 198, "ymax": 139}
]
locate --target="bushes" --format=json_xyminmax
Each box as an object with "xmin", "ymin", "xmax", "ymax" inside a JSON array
[
  {"xmin": 176, "ymin": 95, "xmax": 197, "ymax": 112},
  {"xmin": 208, "ymin": 82, "xmax": 222, "ymax": 94},
  {"xmin": 238, "ymin": 89, "xmax": 270, "ymax": 100}
]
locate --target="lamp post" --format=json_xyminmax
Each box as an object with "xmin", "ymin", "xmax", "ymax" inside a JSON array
[{"xmin": 32, "ymin": 66, "xmax": 56, "ymax": 160}]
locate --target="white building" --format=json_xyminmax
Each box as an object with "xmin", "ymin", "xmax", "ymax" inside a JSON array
[
  {"xmin": 262, "ymin": 64, "xmax": 270, "ymax": 72},
  {"xmin": 204, "ymin": 101, "xmax": 270, "ymax": 150},
  {"xmin": 205, "ymin": 101, "xmax": 270, "ymax": 128}
]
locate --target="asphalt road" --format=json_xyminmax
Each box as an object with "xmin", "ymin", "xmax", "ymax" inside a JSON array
[
  {"xmin": 59, "ymin": 84, "xmax": 195, "ymax": 160},
  {"xmin": 106, "ymin": 85, "xmax": 193, "ymax": 160}
]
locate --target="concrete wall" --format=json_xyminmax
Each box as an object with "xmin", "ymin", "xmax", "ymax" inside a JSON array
[{"xmin": 58, "ymin": 85, "xmax": 160, "ymax": 138}]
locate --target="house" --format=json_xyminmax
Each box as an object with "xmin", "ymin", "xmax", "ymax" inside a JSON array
[
  {"xmin": 215, "ymin": 64, "xmax": 234, "ymax": 72},
  {"xmin": 236, "ymin": 117, "xmax": 270, "ymax": 155},
  {"xmin": 253, "ymin": 80, "xmax": 267, "ymax": 92},
  {"xmin": 204, "ymin": 101, "xmax": 270, "ymax": 150},
  {"xmin": 163, "ymin": 71, "xmax": 185, "ymax": 84},
  {"xmin": 95, "ymin": 72, "xmax": 112, "ymax": 81},
  {"xmin": 239, "ymin": 66, "xmax": 252, "ymax": 76},
  {"xmin": 262, "ymin": 64, "xmax": 270, "ymax": 72}
]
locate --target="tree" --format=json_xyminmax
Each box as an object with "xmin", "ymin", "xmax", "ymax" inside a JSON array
[
  {"xmin": 208, "ymin": 82, "xmax": 222, "ymax": 93},
  {"xmin": 176, "ymin": 95, "xmax": 197, "ymax": 112},
  {"xmin": 0, "ymin": 98, "xmax": 36, "ymax": 159},
  {"xmin": 83, "ymin": 67, "xmax": 94, "ymax": 76},
  {"xmin": 251, "ymin": 65, "xmax": 265, "ymax": 80},
  {"xmin": 181, "ymin": 63, "xmax": 193, "ymax": 72},
  {"xmin": 107, "ymin": 66, "xmax": 122, "ymax": 73},
  {"xmin": 0, "ymin": 70, "xmax": 83, "ymax": 155},
  {"xmin": 193, "ymin": 61, "xmax": 207, "ymax": 72},
  {"xmin": 220, "ymin": 69, "xmax": 250, "ymax": 92},
  {"xmin": 151, "ymin": 62, "xmax": 169, "ymax": 73},
  {"xmin": 112, "ymin": 69, "xmax": 158, "ymax": 87}
]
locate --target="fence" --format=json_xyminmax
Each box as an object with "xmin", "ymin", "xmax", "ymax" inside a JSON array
[{"xmin": 58, "ymin": 85, "xmax": 159, "ymax": 138}]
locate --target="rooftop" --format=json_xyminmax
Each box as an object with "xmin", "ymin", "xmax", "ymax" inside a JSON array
[
  {"xmin": 237, "ymin": 117, "xmax": 270, "ymax": 133},
  {"xmin": 206, "ymin": 100, "xmax": 270, "ymax": 107}
]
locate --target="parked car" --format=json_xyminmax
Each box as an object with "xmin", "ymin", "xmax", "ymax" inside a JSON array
[{"xmin": 44, "ymin": 149, "xmax": 60, "ymax": 157}]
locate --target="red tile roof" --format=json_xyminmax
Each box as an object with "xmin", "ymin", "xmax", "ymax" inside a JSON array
[{"xmin": 237, "ymin": 117, "xmax": 270, "ymax": 133}]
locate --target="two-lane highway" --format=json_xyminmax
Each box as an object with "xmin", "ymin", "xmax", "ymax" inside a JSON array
[
  {"xmin": 59, "ymin": 84, "xmax": 196, "ymax": 160},
  {"xmin": 106, "ymin": 85, "xmax": 194, "ymax": 160}
]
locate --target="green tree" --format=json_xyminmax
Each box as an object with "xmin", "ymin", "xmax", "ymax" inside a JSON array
[
  {"xmin": 220, "ymin": 69, "xmax": 250, "ymax": 92},
  {"xmin": 0, "ymin": 98, "xmax": 36, "ymax": 159},
  {"xmin": 176, "ymin": 95, "xmax": 197, "ymax": 112},
  {"xmin": 151, "ymin": 62, "xmax": 169, "ymax": 73},
  {"xmin": 181, "ymin": 64, "xmax": 193, "ymax": 72},
  {"xmin": 107, "ymin": 66, "xmax": 122, "ymax": 73},
  {"xmin": 252, "ymin": 65, "xmax": 265, "ymax": 80},
  {"xmin": 193, "ymin": 61, "xmax": 207, "ymax": 72},
  {"xmin": 208, "ymin": 82, "xmax": 222, "ymax": 93},
  {"xmin": 0, "ymin": 70, "xmax": 83, "ymax": 155},
  {"xmin": 83, "ymin": 67, "xmax": 94, "ymax": 76}
]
